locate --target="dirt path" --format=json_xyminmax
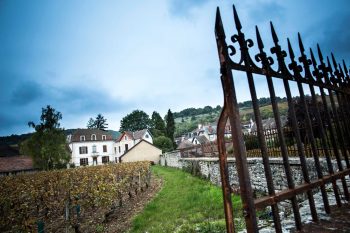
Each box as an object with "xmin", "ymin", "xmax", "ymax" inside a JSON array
[{"xmin": 104, "ymin": 175, "xmax": 163, "ymax": 233}]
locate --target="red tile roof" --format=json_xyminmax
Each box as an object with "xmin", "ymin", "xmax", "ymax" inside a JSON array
[{"xmin": 0, "ymin": 156, "xmax": 34, "ymax": 173}]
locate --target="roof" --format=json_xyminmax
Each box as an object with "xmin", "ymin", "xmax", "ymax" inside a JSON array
[
  {"xmin": 120, "ymin": 139, "xmax": 161, "ymax": 159},
  {"xmin": 117, "ymin": 129, "xmax": 150, "ymax": 142},
  {"xmin": 133, "ymin": 129, "xmax": 148, "ymax": 140},
  {"xmin": 70, "ymin": 129, "xmax": 113, "ymax": 142},
  {"xmin": 177, "ymin": 139, "xmax": 193, "ymax": 149},
  {"xmin": 194, "ymin": 135, "xmax": 210, "ymax": 144},
  {"xmin": 0, "ymin": 156, "xmax": 34, "ymax": 173}
]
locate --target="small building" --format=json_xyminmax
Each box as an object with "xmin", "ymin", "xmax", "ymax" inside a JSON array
[
  {"xmin": 0, "ymin": 156, "xmax": 36, "ymax": 176},
  {"xmin": 116, "ymin": 129, "xmax": 153, "ymax": 157},
  {"xmin": 119, "ymin": 140, "xmax": 161, "ymax": 164}
]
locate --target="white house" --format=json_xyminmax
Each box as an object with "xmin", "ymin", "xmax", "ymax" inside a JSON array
[
  {"xmin": 67, "ymin": 129, "xmax": 116, "ymax": 166},
  {"xmin": 67, "ymin": 128, "xmax": 154, "ymax": 166},
  {"xmin": 116, "ymin": 129, "xmax": 153, "ymax": 159}
]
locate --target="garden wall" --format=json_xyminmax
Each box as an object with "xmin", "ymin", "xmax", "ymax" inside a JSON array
[{"xmin": 160, "ymin": 151, "xmax": 342, "ymax": 194}]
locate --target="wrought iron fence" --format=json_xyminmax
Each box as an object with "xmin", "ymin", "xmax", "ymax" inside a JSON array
[{"xmin": 215, "ymin": 4, "xmax": 350, "ymax": 233}]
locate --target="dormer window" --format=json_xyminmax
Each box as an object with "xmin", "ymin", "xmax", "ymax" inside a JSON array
[
  {"xmin": 91, "ymin": 134, "xmax": 96, "ymax": 141},
  {"xmin": 80, "ymin": 135, "xmax": 85, "ymax": 141},
  {"xmin": 102, "ymin": 135, "xmax": 106, "ymax": 140}
]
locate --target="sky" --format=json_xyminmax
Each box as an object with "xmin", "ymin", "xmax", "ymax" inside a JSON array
[{"xmin": 0, "ymin": 0, "xmax": 349, "ymax": 136}]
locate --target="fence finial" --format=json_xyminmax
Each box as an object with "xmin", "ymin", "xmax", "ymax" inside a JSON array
[
  {"xmin": 215, "ymin": 7, "xmax": 226, "ymax": 39},
  {"xmin": 327, "ymin": 56, "xmax": 333, "ymax": 72},
  {"xmin": 270, "ymin": 22, "xmax": 279, "ymax": 44},
  {"xmin": 287, "ymin": 38, "xmax": 295, "ymax": 60},
  {"xmin": 342, "ymin": 60, "xmax": 349, "ymax": 77},
  {"xmin": 298, "ymin": 33, "xmax": 305, "ymax": 53},
  {"xmin": 255, "ymin": 26, "xmax": 264, "ymax": 50},
  {"xmin": 310, "ymin": 48, "xmax": 317, "ymax": 68},
  {"xmin": 233, "ymin": 4, "xmax": 242, "ymax": 31},
  {"xmin": 331, "ymin": 53, "xmax": 338, "ymax": 71},
  {"xmin": 317, "ymin": 44, "xmax": 324, "ymax": 62}
]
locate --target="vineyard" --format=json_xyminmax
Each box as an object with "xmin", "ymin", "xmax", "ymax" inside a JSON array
[{"xmin": 0, "ymin": 161, "xmax": 151, "ymax": 232}]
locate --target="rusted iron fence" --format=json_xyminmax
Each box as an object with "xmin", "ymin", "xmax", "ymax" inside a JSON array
[{"xmin": 214, "ymin": 4, "xmax": 350, "ymax": 233}]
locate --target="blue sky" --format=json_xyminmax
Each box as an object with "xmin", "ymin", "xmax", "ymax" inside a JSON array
[{"xmin": 0, "ymin": 0, "xmax": 349, "ymax": 136}]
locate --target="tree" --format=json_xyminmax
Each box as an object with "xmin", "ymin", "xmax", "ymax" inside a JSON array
[
  {"xmin": 150, "ymin": 111, "xmax": 166, "ymax": 137},
  {"xmin": 165, "ymin": 109, "xmax": 175, "ymax": 143},
  {"xmin": 120, "ymin": 110, "xmax": 151, "ymax": 132},
  {"xmin": 86, "ymin": 117, "xmax": 95, "ymax": 128},
  {"xmin": 86, "ymin": 114, "xmax": 108, "ymax": 130},
  {"xmin": 285, "ymin": 97, "xmax": 326, "ymax": 144},
  {"xmin": 20, "ymin": 105, "xmax": 70, "ymax": 170},
  {"xmin": 153, "ymin": 136, "xmax": 174, "ymax": 153}
]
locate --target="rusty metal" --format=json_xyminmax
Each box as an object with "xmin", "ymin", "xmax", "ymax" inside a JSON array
[{"xmin": 215, "ymin": 4, "xmax": 350, "ymax": 233}]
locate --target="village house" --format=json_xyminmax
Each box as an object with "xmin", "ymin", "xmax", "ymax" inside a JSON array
[
  {"xmin": 67, "ymin": 129, "xmax": 116, "ymax": 166},
  {"xmin": 67, "ymin": 128, "xmax": 154, "ymax": 167}
]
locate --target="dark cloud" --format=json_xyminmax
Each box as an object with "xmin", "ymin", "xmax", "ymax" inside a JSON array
[
  {"xmin": 10, "ymin": 81, "xmax": 43, "ymax": 106},
  {"xmin": 169, "ymin": 0, "xmax": 210, "ymax": 17},
  {"xmin": 316, "ymin": 12, "xmax": 350, "ymax": 62}
]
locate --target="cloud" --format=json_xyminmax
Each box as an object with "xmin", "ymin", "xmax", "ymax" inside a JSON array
[
  {"xmin": 168, "ymin": 0, "xmax": 211, "ymax": 17},
  {"xmin": 11, "ymin": 81, "xmax": 43, "ymax": 106}
]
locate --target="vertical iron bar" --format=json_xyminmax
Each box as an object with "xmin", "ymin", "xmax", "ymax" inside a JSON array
[
  {"xmin": 297, "ymin": 34, "xmax": 331, "ymax": 213},
  {"xmin": 258, "ymin": 24, "xmax": 301, "ymax": 229},
  {"xmin": 283, "ymin": 38, "xmax": 318, "ymax": 222},
  {"xmin": 215, "ymin": 7, "xmax": 258, "ymax": 232},
  {"xmin": 326, "ymin": 57, "xmax": 350, "ymax": 200},
  {"xmin": 231, "ymin": 7, "xmax": 282, "ymax": 230},
  {"xmin": 309, "ymin": 48, "xmax": 341, "ymax": 206}
]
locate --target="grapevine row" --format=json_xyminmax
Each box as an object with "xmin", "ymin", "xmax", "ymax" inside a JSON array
[{"xmin": 0, "ymin": 161, "xmax": 151, "ymax": 232}]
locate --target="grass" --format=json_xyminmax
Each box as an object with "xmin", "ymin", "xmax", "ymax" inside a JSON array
[{"xmin": 128, "ymin": 166, "xmax": 244, "ymax": 233}]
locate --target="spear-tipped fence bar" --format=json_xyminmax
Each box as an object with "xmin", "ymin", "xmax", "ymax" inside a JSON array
[{"xmin": 215, "ymin": 4, "xmax": 350, "ymax": 233}]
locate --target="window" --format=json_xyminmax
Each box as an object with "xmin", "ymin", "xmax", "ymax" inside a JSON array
[
  {"xmin": 103, "ymin": 145, "xmax": 107, "ymax": 153},
  {"xmin": 118, "ymin": 146, "xmax": 121, "ymax": 153},
  {"xmin": 102, "ymin": 156, "xmax": 109, "ymax": 164},
  {"xmin": 80, "ymin": 158, "xmax": 88, "ymax": 166},
  {"xmin": 125, "ymin": 144, "xmax": 129, "ymax": 152},
  {"xmin": 102, "ymin": 135, "xmax": 106, "ymax": 140},
  {"xmin": 91, "ymin": 134, "xmax": 96, "ymax": 141},
  {"xmin": 92, "ymin": 145, "xmax": 97, "ymax": 153},
  {"xmin": 114, "ymin": 147, "xmax": 116, "ymax": 154},
  {"xmin": 124, "ymin": 136, "xmax": 127, "ymax": 140},
  {"xmin": 145, "ymin": 134, "xmax": 149, "ymax": 138},
  {"xmin": 79, "ymin": 146, "xmax": 88, "ymax": 154},
  {"xmin": 80, "ymin": 135, "xmax": 85, "ymax": 141},
  {"xmin": 115, "ymin": 157, "xmax": 118, "ymax": 163}
]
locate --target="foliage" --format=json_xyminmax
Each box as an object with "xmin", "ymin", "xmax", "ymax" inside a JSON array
[
  {"xmin": 153, "ymin": 136, "xmax": 174, "ymax": 153},
  {"xmin": 130, "ymin": 166, "xmax": 243, "ymax": 233},
  {"xmin": 150, "ymin": 111, "xmax": 166, "ymax": 137},
  {"xmin": 165, "ymin": 109, "xmax": 175, "ymax": 143},
  {"xmin": 28, "ymin": 105, "xmax": 62, "ymax": 131},
  {"xmin": 0, "ymin": 162, "xmax": 150, "ymax": 232},
  {"xmin": 21, "ymin": 129, "xmax": 70, "ymax": 170},
  {"xmin": 120, "ymin": 110, "xmax": 151, "ymax": 132},
  {"xmin": 21, "ymin": 105, "xmax": 69, "ymax": 170},
  {"xmin": 244, "ymin": 134, "xmax": 260, "ymax": 150},
  {"xmin": 173, "ymin": 105, "xmax": 222, "ymax": 118},
  {"xmin": 285, "ymin": 97, "xmax": 326, "ymax": 143},
  {"xmin": 87, "ymin": 114, "xmax": 108, "ymax": 130}
]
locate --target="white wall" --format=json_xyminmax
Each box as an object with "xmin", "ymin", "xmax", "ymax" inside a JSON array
[{"xmin": 69, "ymin": 140, "xmax": 116, "ymax": 166}]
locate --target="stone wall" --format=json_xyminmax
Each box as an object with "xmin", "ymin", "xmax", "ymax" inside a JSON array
[{"xmin": 160, "ymin": 152, "xmax": 342, "ymax": 194}]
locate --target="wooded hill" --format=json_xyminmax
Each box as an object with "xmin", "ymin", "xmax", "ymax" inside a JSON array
[{"xmin": 174, "ymin": 97, "xmax": 289, "ymax": 137}]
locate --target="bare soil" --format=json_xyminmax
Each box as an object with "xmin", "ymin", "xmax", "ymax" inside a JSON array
[{"xmin": 104, "ymin": 176, "xmax": 163, "ymax": 233}]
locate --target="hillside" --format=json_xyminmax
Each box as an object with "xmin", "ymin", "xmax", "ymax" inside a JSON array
[{"xmin": 174, "ymin": 97, "xmax": 289, "ymax": 137}]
